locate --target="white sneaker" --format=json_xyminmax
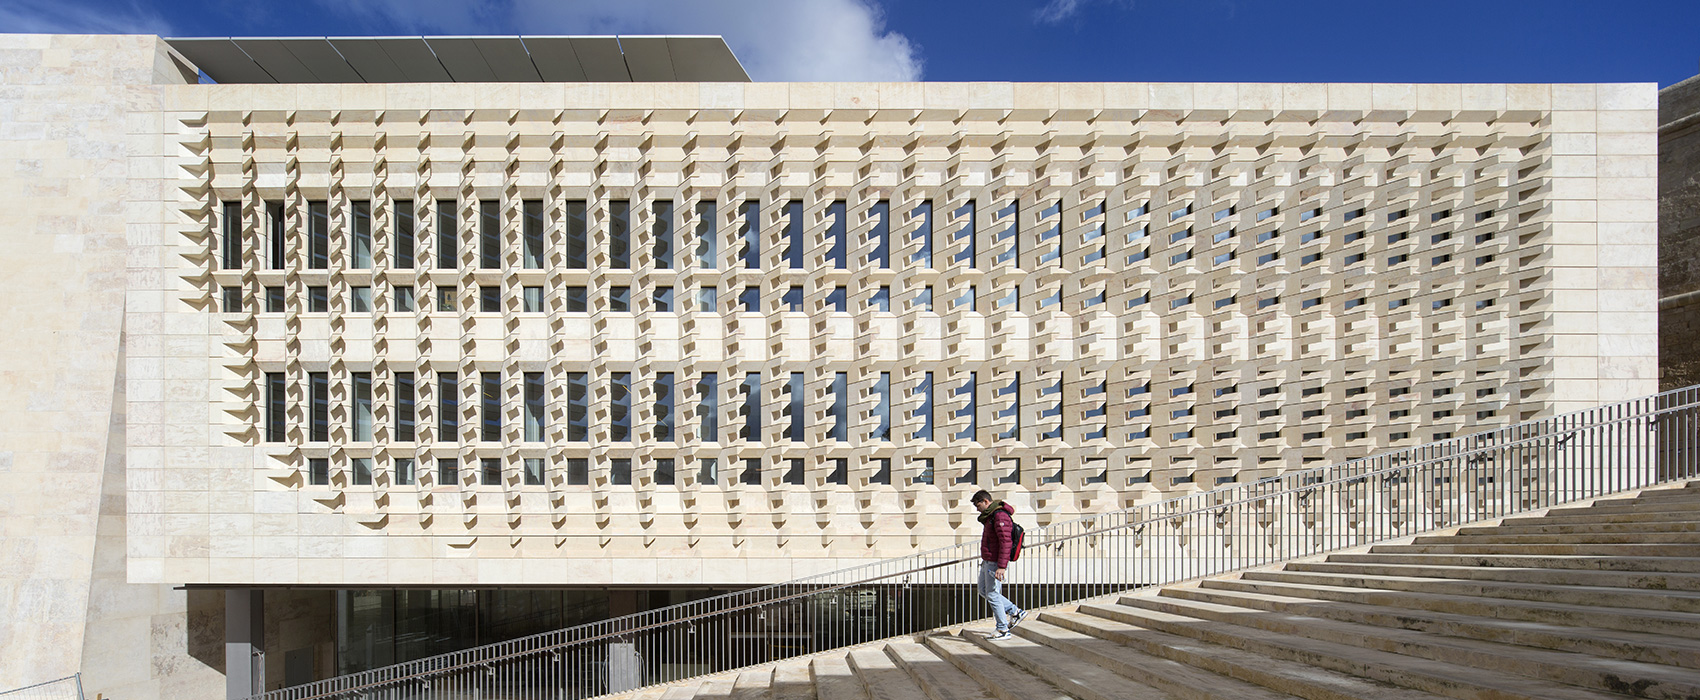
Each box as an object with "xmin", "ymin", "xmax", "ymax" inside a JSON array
[
  {"xmin": 1009, "ymin": 610, "xmax": 1029, "ymax": 629},
  {"xmin": 986, "ymin": 631, "xmax": 1013, "ymax": 641}
]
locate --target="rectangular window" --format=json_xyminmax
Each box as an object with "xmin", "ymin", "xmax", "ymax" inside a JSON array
[
  {"xmin": 739, "ymin": 286, "xmax": 760, "ymax": 313},
  {"xmin": 917, "ymin": 372, "xmax": 934, "ymax": 441},
  {"xmin": 352, "ymin": 372, "xmax": 372, "ymax": 442},
  {"xmin": 221, "ymin": 201, "xmax": 242, "ymax": 270},
  {"xmin": 871, "ymin": 458, "xmax": 891, "ymax": 485},
  {"xmin": 524, "ymin": 372, "xmax": 545, "ymax": 442},
  {"xmin": 828, "ymin": 200, "xmax": 847, "ymax": 269},
  {"xmin": 524, "ymin": 458, "xmax": 544, "ymax": 486},
  {"xmin": 611, "ymin": 457, "xmax": 631, "ymax": 485},
  {"xmin": 698, "ymin": 286, "xmax": 717, "ymax": 313},
  {"xmin": 829, "ymin": 372, "xmax": 847, "ymax": 441},
  {"xmin": 870, "ymin": 200, "xmax": 890, "ymax": 268},
  {"xmin": 653, "ymin": 200, "xmax": 673, "ymax": 269},
  {"xmin": 436, "ymin": 200, "xmax": 457, "ymax": 269},
  {"xmin": 395, "ymin": 372, "xmax": 415, "ymax": 442},
  {"xmin": 610, "ymin": 200, "xmax": 631, "ymax": 269},
  {"xmin": 566, "ymin": 372, "xmax": 588, "ymax": 442},
  {"xmin": 479, "ymin": 200, "xmax": 500, "ymax": 269},
  {"xmin": 655, "ymin": 458, "xmax": 675, "ymax": 486},
  {"xmin": 395, "ymin": 458, "xmax": 415, "ymax": 486},
  {"xmin": 438, "ymin": 372, "xmax": 458, "ymax": 442},
  {"xmin": 874, "ymin": 372, "xmax": 890, "ymax": 441},
  {"xmin": 653, "ymin": 286, "xmax": 674, "ymax": 312},
  {"xmin": 480, "ymin": 285, "xmax": 500, "ymax": 313},
  {"xmin": 995, "ymin": 201, "xmax": 1019, "ymax": 266},
  {"xmin": 308, "ymin": 201, "xmax": 328, "ymax": 269},
  {"xmin": 567, "ymin": 457, "xmax": 589, "ymax": 485},
  {"xmin": 919, "ymin": 286, "xmax": 933, "ymax": 312},
  {"xmin": 522, "ymin": 286, "xmax": 543, "ymax": 313},
  {"xmin": 655, "ymin": 372, "xmax": 675, "ymax": 442},
  {"xmin": 742, "ymin": 372, "xmax": 761, "ymax": 441},
  {"xmin": 309, "ymin": 458, "xmax": 329, "ymax": 486},
  {"xmin": 610, "ymin": 286, "xmax": 630, "ymax": 312},
  {"xmin": 351, "ymin": 200, "xmax": 372, "ymax": 269},
  {"xmin": 565, "ymin": 200, "xmax": 588, "ymax": 269},
  {"xmin": 436, "ymin": 287, "xmax": 455, "ymax": 312},
  {"xmin": 481, "ymin": 457, "xmax": 501, "ymax": 486},
  {"xmin": 438, "ymin": 458, "xmax": 457, "ymax": 487},
  {"xmin": 789, "ymin": 372, "xmax": 807, "ymax": 442},
  {"xmin": 696, "ymin": 201, "xmax": 717, "ymax": 269},
  {"xmin": 697, "ymin": 457, "xmax": 718, "ymax": 486},
  {"xmin": 784, "ymin": 286, "xmax": 803, "ymax": 312},
  {"xmin": 784, "ymin": 458, "xmax": 805, "ymax": 486},
  {"xmin": 999, "ymin": 373, "xmax": 1020, "ymax": 441},
  {"xmin": 699, "ymin": 372, "xmax": 719, "ymax": 443},
  {"xmin": 913, "ymin": 200, "xmax": 933, "ymax": 268},
  {"xmin": 957, "ymin": 372, "xmax": 977, "ymax": 441},
  {"xmin": 221, "ymin": 286, "xmax": 243, "ymax": 313},
  {"xmin": 394, "ymin": 200, "xmax": 415, "ymax": 269},
  {"xmin": 350, "ymin": 286, "xmax": 372, "ymax": 313},
  {"xmin": 611, "ymin": 372, "xmax": 632, "ymax": 442},
  {"xmin": 267, "ymin": 201, "xmax": 285, "ymax": 270},
  {"xmin": 828, "ymin": 458, "xmax": 848, "ymax": 485},
  {"xmin": 785, "ymin": 200, "xmax": 804, "ymax": 269},
  {"xmin": 828, "ymin": 286, "xmax": 847, "ymax": 313},
  {"xmin": 741, "ymin": 200, "xmax": 760, "ymax": 269},
  {"xmin": 352, "ymin": 457, "xmax": 372, "ymax": 486},
  {"xmin": 480, "ymin": 372, "xmax": 501, "ymax": 442},
  {"xmin": 522, "ymin": 200, "xmax": 544, "ymax": 269},
  {"xmin": 872, "ymin": 286, "xmax": 890, "ymax": 312},
  {"xmin": 309, "ymin": 372, "xmax": 328, "ymax": 442},
  {"xmin": 265, "ymin": 372, "xmax": 285, "ymax": 442},
  {"xmin": 394, "ymin": 286, "xmax": 415, "ymax": 312},
  {"xmin": 565, "ymin": 286, "xmax": 588, "ymax": 312},
  {"xmin": 955, "ymin": 201, "xmax": 977, "ymax": 267},
  {"xmin": 741, "ymin": 457, "xmax": 761, "ymax": 486}
]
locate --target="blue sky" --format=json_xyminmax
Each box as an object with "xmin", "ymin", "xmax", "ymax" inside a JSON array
[{"xmin": 3, "ymin": 0, "xmax": 1697, "ymax": 86}]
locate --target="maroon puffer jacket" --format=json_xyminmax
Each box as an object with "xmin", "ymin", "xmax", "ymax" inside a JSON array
[{"xmin": 979, "ymin": 502, "xmax": 1016, "ymax": 568}]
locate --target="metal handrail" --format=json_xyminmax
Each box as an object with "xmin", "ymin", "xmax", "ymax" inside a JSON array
[
  {"xmin": 250, "ymin": 384, "xmax": 1700, "ymax": 700},
  {"xmin": 0, "ymin": 674, "xmax": 83, "ymax": 700}
]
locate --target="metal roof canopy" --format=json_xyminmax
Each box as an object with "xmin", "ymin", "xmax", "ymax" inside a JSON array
[{"xmin": 166, "ymin": 36, "xmax": 750, "ymax": 84}]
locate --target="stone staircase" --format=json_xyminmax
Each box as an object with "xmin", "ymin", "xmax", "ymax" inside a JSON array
[{"xmin": 619, "ymin": 482, "xmax": 1700, "ymax": 700}]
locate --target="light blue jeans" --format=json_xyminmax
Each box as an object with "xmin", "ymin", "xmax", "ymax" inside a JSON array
[{"xmin": 977, "ymin": 560, "xmax": 1023, "ymax": 631}]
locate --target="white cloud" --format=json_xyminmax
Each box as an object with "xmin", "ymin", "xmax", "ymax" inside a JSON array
[
  {"xmin": 319, "ymin": 0, "xmax": 922, "ymax": 81},
  {"xmin": 1034, "ymin": 0, "xmax": 1084, "ymax": 24},
  {"xmin": 0, "ymin": 0, "xmax": 171, "ymax": 35}
]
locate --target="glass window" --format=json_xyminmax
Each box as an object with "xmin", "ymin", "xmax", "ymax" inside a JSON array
[
  {"xmin": 395, "ymin": 372, "xmax": 415, "ymax": 442},
  {"xmin": 916, "ymin": 372, "xmax": 934, "ymax": 441},
  {"xmin": 351, "ymin": 200, "xmax": 372, "ymax": 269},
  {"xmin": 479, "ymin": 200, "xmax": 499, "ymax": 269},
  {"xmin": 394, "ymin": 200, "xmax": 415, "ymax": 269},
  {"xmin": 829, "ymin": 372, "xmax": 847, "ymax": 441},
  {"xmin": 611, "ymin": 458, "xmax": 632, "ymax": 485},
  {"xmin": 479, "ymin": 285, "xmax": 500, "ymax": 313},
  {"xmin": 695, "ymin": 201, "xmax": 717, "ymax": 269},
  {"xmin": 873, "ymin": 372, "xmax": 890, "ymax": 441},
  {"xmin": 783, "ymin": 458, "xmax": 804, "ymax": 486},
  {"xmin": 919, "ymin": 286, "xmax": 933, "ymax": 312},
  {"xmin": 566, "ymin": 372, "xmax": 588, "ymax": 442},
  {"xmin": 436, "ymin": 287, "xmax": 455, "ymax": 312},
  {"xmin": 308, "ymin": 286, "xmax": 328, "ymax": 313},
  {"xmin": 787, "ymin": 372, "xmax": 806, "ymax": 442},
  {"xmin": 437, "ymin": 458, "xmax": 457, "ymax": 487},
  {"xmin": 871, "ymin": 458, "xmax": 891, "ymax": 485},
  {"xmin": 827, "ymin": 200, "xmax": 847, "ymax": 269},
  {"xmin": 308, "ymin": 201, "xmax": 328, "ymax": 269},
  {"xmin": 567, "ymin": 457, "xmax": 588, "ymax": 486},
  {"xmin": 785, "ymin": 200, "xmax": 804, "ymax": 269},
  {"xmin": 221, "ymin": 201, "xmax": 242, "ymax": 270},
  {"xmin": 309, "ymin": 458, "xmax": 329, "ymax": 486},
  {"xmin": 611, "ymin": 372, "xmax": 632, "ymax": 442},
  {"xmin": 438, "ymin": 372, "xmax": 458, "ymax": 442},
  {"xmin": 524, "ymin": 458, "xmax": 544, "ymax": 486},
  {"xmin": 524, "ymin": 372, "xmax": 544, "ymax": 442},
  {"xmin": 870, "ymin": 200, "xmax": 890, "ymax": 268},
  {"xmin": 565, "ymin": 200, "xmax": 587, "ymax": 269},
  {"xmin": 395, "ymin": 458, "xmax": 415, "ymax": 486},
  {"xmin": 912, "ymin": 201, "xmax": 932, "ymax": 267},
  {"xmin": 352, "ymin": 457, "xmax": 372, "ymax": 486},
  {"xmin": 655, "ymin": 458, "xmax": 675, "ymax": 486},
  {"xmin": 739, "ymin": 286, "xmax": 760, "ymax": 313},
  {"xmin": 741, "ymin": 200, "xmax": 760, "ymax": 269},
  {"xmin": 435, "ymin": 200, "xmax": 456, "ymax": 269},
  {"xmin": 872, "ymin": 286, "xmax": 890, "ymax": 312},
  {"xmin": 309, "ymin": 372, "xmax": 328, "ymax": 442},
  {"xmin": 266, "ymin": 286, "xmax": 284, "ymax": 313},
  {"xmin": 697, "ymin": 457, "xmax": 718, "ymax": 486},
  {"xmin": 610, "ymin": 200, "xmax": 631, "ymax": 269},
  {"xmin": 653, "ymin": 200, "xmax": 673, "ymax": 270},
  {"xmin": 698, "ymin": 286, "xmax": 717, "ymax": 313},
  {"xmin": 954, "ymin": 200, "xmax": 976, "ymax": 268},
  {"xmin": 522, "ymin": 286, "xmax": 543, "ymax": 313},
  {"xmin": 655, "ymin": 373, "xmax": 674, "ymax": 442},
  {"xmin": 351, "ymin": 286, "xmax": 372, "ymax": 313},
  {"xmin": 522, "ymin": 200, "xmax": 543, "ymax": 269},
  {"xmin": 610, "ymin": 286, "xmax": 630, "ymax": 312},
  {"xmin": 698, "ymin": 372, "xmax": 718, "ymax": 443},
  {"xmin": 394, "ymin": 286, "xmax": 415, "ymax": 312},
  {"xmin": 221, "ymin": 286, "xmax": 242, "ymax": 313},
  {"xmin": 653, "ymin": 286, "xmax": 674, "ymax": 312},
  {"xmin": 827, "ymin": 458, "xmax": 848, "ymax": 485},
  {"xmin": 742, "ymin": 372, "xmax": 761, "ymax": 441},
  {"xmin": 267, "ymin": 201, "xmax": 285, "ymax": 270},
  {"xmin": 741, "ymin": 457, "xmax": 761, "ymax": 486},
  {"xmin": 480, "ymin": 372, "xmax": 501, "ymax": 442},
  {"xmin": 481, "ymin": 457, "xmax": 501, "ymax": 486},
  {"xmin": 265, "ymin": 372, "xmax": 285, "ymax": 442},
  {"xmin": 565, "ymin": 286, "xmax": 587, "ymax": 312},
  {"xmin": 828, "ymin": 286, "xmax": 847, "ymax": 312},
  {"xmin": 352, "ymin": 372, "xmax": 372, "ymax": 442}
]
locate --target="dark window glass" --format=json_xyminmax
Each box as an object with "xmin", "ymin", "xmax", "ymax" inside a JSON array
[
  {"xmin": 395, "ymin": 372, "xmax": 416, "ymax": 442},
  {"xmin": 566, "ymin": 372, "xmax": 588, "ymax": 441},
  {"xmin": 395, "ymin": 458, "xmax": 415, "ymax": 486},
  {"xmin": 698, "ymin": 286, "xmax": 717, "ymax": 312},
  {"xmin": 653, "ymin": 286, "xmax": 674, "ymax": 312},
  {"xmin": 830, "ymin": 372, "xmax": 847, "ymax": 441},
  {"xmin": 437, "ymin": 458, "xmax": 457, "ymax": 487},
  {"xmin": 828, "ymin": 286, "xmax": 847, "ymax": 312},
  {"xmin": 522, "ymin": 200, "xmax": 544, "ymax": 269},
  {"xmin": 742, "ymin": 372, "xmax": 761, "ymax": 441},
  {"xmin": 741, "ymin": 200, "xmax": 760, "ymax": 269},
  {"xmin": 655, "ymin": 458, "xmax": 675, "ymax": 486},
  {"xmin": 479, "ymin": 200, "xmax": 499, "ymax": 269},
  {"xmin": 872, "ymin": 286, "xmax": 890, "ymax": 312},
  {"xmin": 524, "ymin": 458, "xmax": 544, "ymax": 486},
  {"xmin": 698, "ymin": 372, "xmax": 719, "ymax": 443},
  {"xmin": 870, "ymin": 200, "xmax": 889, "ymax": 268},
  {"xmin": 394, "ymin": 286, "xmax": 415, "ymax": 312},
  {"xmin": 309, "ymin": 372, "xmax": 328, "ymax": 442},
  {"xmin": 655, "ymin": 373, "xmax": 674, "ymax": 442},
  {"xmin": 995, "ymin": 201, "xmax": 1018, "ymax": 266},
  {"xmin": 221, "ymin": 286, "xmax": 242, "ymax": 313},
  {"xmin": 308, "ymin": 201, "xmax": 328, "ymax": 269},
  {"xmin": 521, "ymin": 286, "xmax": 542, "ymax": 312},
  {"xmin": 480, "ymin": 372, "xmax": 501, "ymax": 442},
  {"xmin": 267, "ymin": 201, "xmax": 285, "ymax": 270},
  {"xmin": 524, "ymin": 372, "xmax": 544, "ymax": 442},
  {"xmin": 610, "ymin": 200, "xmax": 630, "ymax": 269},
  {"xmin": 873, "ymin": 372, "xmax": 890, "ymax": 441},
  {"xmin": 481, "ymin": 458, "xmax": 501, "ymax": 486},
  {"xmin": 265, "ymin": 372, "xmax": 285, "ymax": 442},
  {"xmin": 653, "ymin": 200, "xmax": 673, "ymax": 269},
  {"xmin": 784, "ymin": 286, "xmax": 803, "ymax": 312},
  {"xmin": 438, "ymin": 372, "xmax": 458, "ymax": 442},
  {"xmin": 352, "ymin": 372, "xmax": 372, "ymax": 441},
  {"xmin": 740, "ymin": 286, "xmax": 760, "ymax": 313},
  {"xmin": 957, "ymin": 372, "xmax": 977, "ymax": 441},
  {"xmin": 916, "ymin": 372, "xmax": 933, "ymax": 441},
  {"xmin": 741, "ymin": 457, "xmax": 761, "ymax": 486},
  {"xmin": 784, "ymin": 458, "xmax": 805, "ymax": 486},
  {"xmin": 611, "ymin": 372, "xmax": 632, "ymax": 442},
  {"xmin": 221, "ymin": 201, "xmax": 242, "ymax": 270},
  {"xmin": 351, "ymin": 200, "xmax": 372, "ymax": 269},
  {"xmin": 352, "ymin": 458, "xmax": 372, "ymax": 486},
  {"xmin": 436, "ymin": 200, "xmax": 456, "ymax": 269},
  {"xmin": 567, "ymin": 458, "xmax": 589, "ymax": 485},
  {"xmin": 565, "ymin": 201, "xmax": 588, "ymax": 269},
  {"xmin": 827, "ymin": 458, "xmax": 848, "ymax": 485},
  {"xmin": 955, "ymin": 200, "xmax": 976, "ymax": 268},
  {"xmin": 611, "ymin": 458, "xmax": 632, "ymax": 485},
  {"xmin": 309, "ymin": 458, "xmax": 329, "ymax": 486},
  {"xmin": 564, "ymin": 286, "xmax": 587, "ymax": 312},
  {"xmin": 610, "ymin": 286, "xmax": 629, "ymax": 312},
  {"xmin": 913, "ymin": 200, "xmax": 933, "ymax": 268},
  {"xmin": 479, "ymin": 285, "xmax": 500, "ymax": 313},
  {"xmin": 828, "ymin": 200, "xmax": 847, "ymax": 269},
  {"xmin": 697, "ymin": 457, "xmax": 718, "ymax": 485},
  {"xmin": 696, "ymin": 201, "xmax": 717, "ymax": 269},
  {"xmin": 786, "ymin": 200, "xmax": 804, "ymax": 269},
  {"xmin": 787, "ymin": 372, "xmax": 806, "ymax": 442},
  {"xmin": 394, "ymin": 200, "xmax": 415, "ymax": 269},
  {"xmin": 436, "ymin": 287, "xmax": 455, "ymax": 312}
]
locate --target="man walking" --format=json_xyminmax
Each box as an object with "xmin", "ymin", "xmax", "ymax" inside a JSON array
[{"xmin": 971, "ymin": 489, "xmax": 1027, "ymax": 641}]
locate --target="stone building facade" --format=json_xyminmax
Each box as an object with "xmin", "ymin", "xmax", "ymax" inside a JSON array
[
  {"xmin": 0, "ymin": 33, "xmax": 1660, "ymax": 699},
  {"xmin": 1660, "ymin": 72, "xmax": 1700, "ymax": 389}
]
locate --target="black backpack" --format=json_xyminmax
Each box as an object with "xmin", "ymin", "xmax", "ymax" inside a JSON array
[{"xmin": 1008, "ymin": 520, "xmax": 1025, "ymax": 562}]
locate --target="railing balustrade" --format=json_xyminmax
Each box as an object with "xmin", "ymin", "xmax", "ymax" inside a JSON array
[{"xmin": 250, "ymin": 385, "xmax": 1700, "ymax": 700}]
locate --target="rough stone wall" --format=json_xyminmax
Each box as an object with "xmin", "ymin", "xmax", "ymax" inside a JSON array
[{"xmin": 1660, "ymin": 75, "xmax": 1700, "ymax": 390}]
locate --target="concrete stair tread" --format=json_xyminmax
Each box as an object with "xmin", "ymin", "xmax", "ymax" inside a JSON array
[
  {"xmin": 1327, "ymin": 552, "xmax": 1700, "ymax": 573},
  {"xmin": 771, "ymin": 664, "xmax": 816, "ymax": 700},
  {"xmin": 961, "ymin": 626, "xmax": 1185, "ymax": 700},
  {"xmin": 1126, "ymin": 592, "xmax": 1700, "ymax": 699},
  {"xmin": 1175, "ymin": 581, "xmax": 1700, "ymax": 669},
  {"xmin": 1039, "ymin": 609, "xmax": 1454, "ymax": 700},
  {"xmin": 1288, "ymin": 560, "xmax": 1700, "ymax": 591},
  {"xmin": 883, "ymin": 642, "xmax": 1000, "ymax": 700},
  {"xmin": 1458, "ymin": 522, "xmax": 1700, "ymax": 535},
  {"xmin": 919, "ymin": 633, "xmax": 1079, "ymax": 700},
  {"xmin": 661, "ymin": 683, "xmax": 704, "ymax": 700},
  {"xmin": 812, "ymin": 656, "xmax": 871, "ymax": 700},
  {"xmin": 1010, "ymin": 617, "xmax": 1330, "ymax": 700},
  {"xmin": 1370, "ymin": 543, "xmax": 1700, "ymax": 556},
  {"xmin": 1082, "ymin": 600, "xmax": 1642, "ymax": 700},
  {"xmin": 695, "ymin": 676, "xmax": 741, "ymax": 700},
  {"xmin": 731, "ymin": 670, "xmax": 775, "ymax": 700},
  {"xmin": 1237, "ymin": 569, "xmax": 1700, "ymax": 612},
  {"xmin": 847, "ymin": 648, "xmax": 932, "ymax": 700},
  {"xmin": 1415, "ymin": 533, "xmax": 1700, "ymax": 544}
]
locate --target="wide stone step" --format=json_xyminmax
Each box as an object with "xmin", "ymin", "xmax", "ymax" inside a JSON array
[
  {"xmin": 1327, "ymin": 552, "xmax": 1700, "ymax": 574},
  {"xmin": 847, "ymin": 648, "xmax": 931, "ymax": 700},
  {"xmin": 812, "ymin": 655, "xmax": 872, "ymax": 700},
  {"xmin": 1238, "ymin": 569, "xmax": 1700, "ymax": 614},
  {"xmin": 770, "ymin": 663, "xmax": 815, "ymax": 700},
  {"xmin": 730, "ymin": 669, "xmax": 775, "ymax": 700},
  {"xmin": 1456, "ymin": 521, "xmax": 1700, "ymax": 536},
  {"xmin": 1199, "ymin": 576, "xmax": 1700, "ymax": 640},
  {"xmin": 1031, "ymin": 611, "xmax": 1447, "ymax": 700},
  {"xmin": 954, "ymin": 625, "xmax": 1184, "ymax": 700},
  {"xmin": 693, "ymin": 676, "xmax": 740, "ymax": 700},
  {"xmin": 1500, "ymin": 511, "xmax": 1700, "ymax": 526},
  {"xmin": 1286, "ymin": 559, "xmax": 1700, "ymax": 592},
  {"xmin": 1122, "ymin": 592, "xmax": 1700, "ymax": 700},
  {"xmin": 1412, "ymin": 532, "xmax": 1700, "ymax": 545},
  {"xmin": 919, "ymin": 633, "xmax": 1078, "ymax": 700},
  {"xmin": 1370, "ymin": 542, "xmax": 1700, "ymax": 557},
  {"xmin": 1170, "ymin": 582, "xmax": 1700, "ymax": 670},
  {"xmin": 883, "ymin": 641, "xmax": 999, "ymax": 700},
  {"xmin": 1076, "ymin": 600, "xmax": 1620, "ymax": 700},
  {"xmin": 1545, "ymin": 503, "xmax": 1700, "ymax": 517}
]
